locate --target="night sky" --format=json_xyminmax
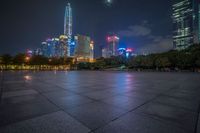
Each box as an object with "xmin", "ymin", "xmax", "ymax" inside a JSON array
[{"xmin": 0, "ymin": 0, "xmax": 173, "ymax": 56}]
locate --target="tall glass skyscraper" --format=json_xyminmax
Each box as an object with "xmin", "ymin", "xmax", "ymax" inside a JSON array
[
  {"xmin": 64, "ymin": 3, "xmax": 72, "ymax": 56},
  {"xmin": 172, "ymin": 0, "xmax": 199, "ymax": 50}
]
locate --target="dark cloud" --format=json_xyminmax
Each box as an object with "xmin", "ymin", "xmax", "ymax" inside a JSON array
[
  {"xmin": 118, "ymin": 25, "xmax": 151, "ymax": 37},
  {"xmin": 118, "ymin": 23, "xmax": 172, "ymax": 54},
  {"xmin": 138, "ymin": 36, "xmax": 173, "ymax": 54}
]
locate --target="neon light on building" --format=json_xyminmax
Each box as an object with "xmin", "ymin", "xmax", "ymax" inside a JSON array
[
  {"xmin": 126, "ymin": 48, "xmax": 133, "ymax": 52},
  {"xmin": 107, "ymin": 35, "xmax": 119, "ymax": 56}
]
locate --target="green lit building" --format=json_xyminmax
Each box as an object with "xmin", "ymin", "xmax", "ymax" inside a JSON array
[{"xmin": 172, "ymin": 0, "xmax": 200, "ymax": 50}]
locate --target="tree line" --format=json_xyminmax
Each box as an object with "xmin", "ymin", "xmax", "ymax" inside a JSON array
[
  {"xmin": 77, "ymin": 44, "xmax": 200, "ymax": 71},
  {"xmin": 0, "ymin": 54, "xmax": 74, "ymax": 70},
  {"xmin": 0, "ymin": 44, "xmax": 200, "ymax": 71}
]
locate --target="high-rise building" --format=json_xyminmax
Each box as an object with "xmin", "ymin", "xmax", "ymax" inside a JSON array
[
  {"xmin": 40, "ymin": 36, "xmax": 70, "ymax": 58},
  {"xmin": 102, "ymin": 48, "xmax": 109, "ymax": 58},
  {"xmin": 52, "ymin": 38, "xmax": 60, "ymax": 57},
  {"xmin": 33, "ymin": 48, "xmax": 42, "ymax": 56},
  {"xmin": 59, "ymin": 35, "xmax": 68, "ymax": 57},
  {"xmin": 172, "ymin": 0, "xmax": 200, "ymax": 50},
  {"xmin": 125, "ymin": 48, "xmax": 134, "ymax": 58},
  {"xmin": 90, "ymin": 41, "xmax": 94, "ymax": 60},
  {"xmin": 107, "ymin": 35, "xmax": 119, "ymax": 56},
  {"xmin": 46, "ymin": 38, "xmax": 55, "ymax": 57},
  {"xmin": 69, "ymin": 41, "xmax": 75, "ymax": 57},
  {"xmin": 41, "ymin": 42, "xmax": 48, "ymax": 57},
  {"xmin": 118, "ymin": 48, "xmax": 126, "ymax": 56},
  {"xmin": 74, "ymin": 35, "xmax": 94, "ymax": 62},
  {"xmin": 64, "ymin": 3, "xmax": 72, "ymax": 56}
]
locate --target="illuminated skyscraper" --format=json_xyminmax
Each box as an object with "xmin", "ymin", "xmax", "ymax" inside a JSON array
[
  {"xmin": 59, "ymin": 35, "xmax": 68, "ymax": 57},
  {"xmin": 107, "ymin": 35, "xmax": 119, "ymax": 56},
  {"xmin": 172, "ymin": 0, "xmax": 200, "ymax": 50},
  {"xmin": 74, "ymin": 35, "xmax": 91, "ymax": 58},
  {"xmin": 102, "ymin": 48, "xmax": 109, "ymax": 58},
  {"xmin": 64, "ymin": 3, "xmax": 72, "ymax": 56},
  {"xmin": 90, "ymin": 41, "xmax": 94, "ymax": 60},
  {"xmin": 74, "ymin": 35, "xmax": 94, "ymax": 62}
]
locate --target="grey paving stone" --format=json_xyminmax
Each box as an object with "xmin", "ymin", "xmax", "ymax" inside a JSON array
[
  {"xmin": 33, "ymin": 84, "xmax": 65, "ymax": 93},
  {"xmin": 1, "ymin": 71, "xmax": 200, "ymax": 133},
  {"xmin": 50, "ymin": 95, "xmax": 94, "ymax": 109},
  {"xmin": 66, "ymin": 87, "xmax": 104, "ymax": 94},
  {"xmin": 1, "ymin": 94, "xmax": 47, "ymax": 105},
  {"xmin": 164, "ymin": 91, "xmax": 200, "ymax": 101},
  {"xmin": 122, "ymin": 90, "xmax": 158, "ymax": 101},
  {"xmin": 42, "ymin": 90, "xmax": 76, "ymax": 99},
  {"xmin": 0, "ymin": 111, "xmax": 90, "ymax": 133},
  {"xmin": 83, "ymin": 90, "xmax": 119, "ymax": 100},
  {"xmin": 153, "ymin": 95, "xmax": 199, "ymax": 112},
  {"xmin": 65, "ymin": 102, "xmax": 127, "ymax": 130},
  {"xmin": 3, "ymin": 86, "xmax": 29, "ymax": 92},
  {"xmin": 101, "ymin": 95, "xmax": 147, "ymax": 111},
  {"xmin": 0, "ymin": 98, "xmax": 59, "ymax": 127},
  {"xmin": 2, "ymin": 90, "xmax": 38, "ymax": 98},
  {"xmin": 95, "ymin": 112, "xmax": 188, "ymax": 133},
  {"xmin": 135, "ymin": 102, "xmax": 197, "ymax": 132}
]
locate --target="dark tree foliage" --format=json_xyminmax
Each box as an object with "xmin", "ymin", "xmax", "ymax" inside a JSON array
[
  {"xmin": 77, "ymin": 44, "xmax": 200, "ymax": 70},
  {"xmin": 29, "ymin": 55, "xmax": 49, "ymax": 65},
  {"xmin": 1, "ymin": 44, "xmax": 200, "ymax": 71},
  {"xmin": 1, "ymin": 54, "xmax": 12, "ymax": 65},
  {"xmin": 12, "ymin": 53, "xmax": 26, "ymax": 65}
]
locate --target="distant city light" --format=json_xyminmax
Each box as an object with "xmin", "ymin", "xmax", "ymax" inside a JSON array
[
  {"xmin": 107, "ymin": 35, "xmax": 119, "ymax": 43},
  {"xmin": 126, "ymin": 48, "xmax": 133, "ymax": 52},
  {"xmin": 59, "ymin": 35, "xmax": 68, "ymax": 39},
  {"xmin": 42, "ymin": 42, "xmax": 47, "ymax": 45},
  {"xmin": 26, "ymin": 50, "xmax": 33, "ymax": 54},
  {"xmin": 46, "ymin": 38, "xmax": 52, "ymax": 42},
  {"xmin": 52, "ymin": 38, "xmax": 59, "ymax": 41},
  {"xmin": 118, "ymin": 48, "xmax": 126, "ymax": 51},
  {"xmin": 70, "ymin": 42, "xmax": 75, "ymax": 45},
  {"xmin": 25, "ymin": 57, "xmax": 30, "ymax": 62},
  {"xmin": 126, "ymin": 53, "xmax": 129, "ymax": 58},
  {"xmin": 24, "ymin": 75, "xmax": 32, "ymax": 81}
]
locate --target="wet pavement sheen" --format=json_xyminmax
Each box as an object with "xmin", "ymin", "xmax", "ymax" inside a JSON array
[{"xmin": 0, "ymin": 71, "xmax": 200, "ymax": 133}]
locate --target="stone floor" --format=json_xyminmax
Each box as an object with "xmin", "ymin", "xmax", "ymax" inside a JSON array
[{"xmin": 0, "ymin": 71, "xmax": 200, "ymax": 133}]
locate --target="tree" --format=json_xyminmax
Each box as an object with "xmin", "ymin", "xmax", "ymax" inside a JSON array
[
  {"xmin": 1, "ymin": 54, "xmax": 12, "ymax": 65},
  {"xmin": 176, "ymin": 52, "xmax": 194, "ymax": 69},
  {"xmin": 140, "ymin": 56, "xmax": 154, "ymax": 69},
  {"xmin": 196, "ymin": 58, "xmax": 200, "ymax": 67},
  {"xmin": 29, "ymin": 55, "xmax": 48, "ymax": 65},
  {"xmin": 13, "ymin": 53, "xmax": 26, "ymax": 65}
]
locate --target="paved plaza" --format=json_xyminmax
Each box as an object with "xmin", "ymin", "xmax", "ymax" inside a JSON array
[{"xmin": 0, "ymin": 71, "xmax": 200, "ymax": 133}]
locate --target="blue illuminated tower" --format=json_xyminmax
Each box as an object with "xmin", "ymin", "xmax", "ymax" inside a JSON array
[{"xmin": 64, "ymin": 3, "xmax": 72, "ymax": 56}]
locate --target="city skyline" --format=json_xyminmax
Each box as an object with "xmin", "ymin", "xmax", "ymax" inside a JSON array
[
  {"xmin": 0, "ymin": 0, "xmax": 198, "ymax": 56},
  {"xmin": 0, "ymin": 1, "xmax": 200, "ymax": 133}
]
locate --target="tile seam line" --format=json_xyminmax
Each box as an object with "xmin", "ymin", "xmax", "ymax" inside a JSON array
[
  {"xmin": 29, "ymin": 78, "xmax": 93, "ymax": 132},
  {"xmin": 33, "ymin": 75, "xmax": 186, "ymax": 132},
  {"xmin": 194, "ymin": 103, "xmax": 200, "ymax": 133},
  {"xmin": 90, "ymin": 94, "xmax": 163, "ymax": 132},
  {"xmin": 35, "ymin": 78, "xmax": 101, "ymax": 102},
  {"xmin": 91, "ymin": 87, "xmax": 183, "ymax": 132}
]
